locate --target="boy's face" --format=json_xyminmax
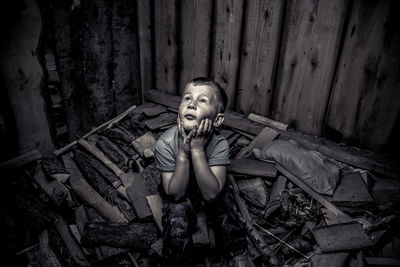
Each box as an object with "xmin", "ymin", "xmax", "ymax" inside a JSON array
[{"xmin": 178, "ymin": 84, "xmax": 223, "ymax": 132}]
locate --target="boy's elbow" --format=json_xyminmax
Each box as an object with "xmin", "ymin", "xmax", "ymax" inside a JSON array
[{"xmin": 165, "ymin": 189, "xmax": 185, "ymax": 202}]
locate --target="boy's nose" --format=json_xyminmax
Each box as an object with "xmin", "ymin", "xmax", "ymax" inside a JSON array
[{"xmin": 188, "ymin": 101, "xmax": 196, "ymax": 110}]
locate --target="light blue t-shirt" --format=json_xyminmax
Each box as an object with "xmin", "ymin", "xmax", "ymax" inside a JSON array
[{"xmin": 155, "ymin": 126, "xmax": 231, "ymax": 172}]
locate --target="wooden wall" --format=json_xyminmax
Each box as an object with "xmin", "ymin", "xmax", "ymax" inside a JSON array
[{"xmin": 138, "ymin": 0, "xmax": 400, "ymax": 153}]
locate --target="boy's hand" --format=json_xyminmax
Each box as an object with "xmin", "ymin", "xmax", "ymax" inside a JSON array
[
  {"xmin": 191, "ymin": 118, "xmax": 212, "ymax": 152},
  {"xmin": 177, "ymin": 116, "xmax": 194, "ymax": 156}
]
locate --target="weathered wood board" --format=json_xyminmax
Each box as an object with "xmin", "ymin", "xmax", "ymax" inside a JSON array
[
  {"xmin": 228, "ymin": 159, "xmax": 277, "ymax": 177},
  {"xmin": 211, "ymin": 0, "xmax": 244, "ymax": 109},
  {"xmin": 154, "ymin": 0, "xmax": 178, "ymax": 94},
  {"xmin": 326, "ymin": 0, "xmax": 400, "ymax": 152},
  {"xmin": 179, "ymin": 0, "xmax": 213, "ymax": 94},
  {"xmin": 273, "ymin": 0, "xmax": 349, "ymax": 135},
  {"xmin": 332, "ymin": 171, "xmax": 373, "ymax": 206},
  {"xmin": 237, "ymin": 0, "xmax": 284, "ymax": 116},
  {"xmin": 312, "ymin": 222, "xmax": 374, "ymax": 252}
]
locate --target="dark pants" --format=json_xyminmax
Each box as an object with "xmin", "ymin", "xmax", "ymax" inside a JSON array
[{"xmin": 161, "ymin": 186, "xmax": 247, "ymax": 266}]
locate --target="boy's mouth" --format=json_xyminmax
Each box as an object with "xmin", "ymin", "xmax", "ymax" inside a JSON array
[{"xmin": 184, "ymin": 114, "xmax": 196, "ymax": 120}]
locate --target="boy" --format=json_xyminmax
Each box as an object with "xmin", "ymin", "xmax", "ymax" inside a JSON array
[{"xmin": 155, "ymin": 77, "xmax": 253, "ymax": 266}]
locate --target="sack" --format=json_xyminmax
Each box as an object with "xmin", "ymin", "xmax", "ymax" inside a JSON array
[{"xmin": 254, "ymin": 140, "xmax": 340, "ymax": 196}]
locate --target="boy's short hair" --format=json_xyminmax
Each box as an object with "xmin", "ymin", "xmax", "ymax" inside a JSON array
[{"xmin": 187, "ymin": 77, "xmax": 228, "ymax": 113}]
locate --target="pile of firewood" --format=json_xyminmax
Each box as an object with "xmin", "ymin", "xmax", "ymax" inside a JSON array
[{"xmin": 1, "ymin": 91, "xmax": 400, "ymax": 266}]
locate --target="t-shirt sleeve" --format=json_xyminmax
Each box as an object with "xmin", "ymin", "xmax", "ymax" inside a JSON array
[
  {"xmin": 155, "ymin": 139, "xmax": 176, "ymax": 172},
  {"xmin": 207, "ymin": 138, "xmax": 231, "ymax": 166}
]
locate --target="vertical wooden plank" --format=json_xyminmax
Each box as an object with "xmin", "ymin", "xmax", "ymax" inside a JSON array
[
  {"xmin": 325, "ymin": 0, "xmax": 400, "ymax": 152},
  {"xmin": 273, "ymin": 0, "xmax": 349, "ymax": 135},
  {"xmin": 236, "ymin": 0, "xmax": 284, "ymax": 116},
  {"xmin": 154, "ymin": 0, "xmax": 179, "ymax": 94},
  {"xmin": 111, "ymin": 0, "xmax": 142, "ymax": 114},
  {"xmin": 137, "ymin": 0, "xmax": 153, "ymax": 94},
  {"xmin": 80, "ymin": 0, "xmax": 115, "ymax": 131},
  {"xmin": 211, "ymin": 0, "xmax": 244, "ymax": 109},
  {"xmin": 178, "ymin": 0, "xmax": 213, "ymax": 94}
]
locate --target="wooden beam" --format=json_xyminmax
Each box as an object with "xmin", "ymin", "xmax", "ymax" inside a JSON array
[
  {"xmin": 248, "ymin": 113, "xmax": 288, "ymax": 131},
  {"xmin": 228, "ymin": 158, "xmax": 277, "ymax": 178},
  {"xmin": 146, "ymin": 195, "xmax": 164, "ymax": 233}
]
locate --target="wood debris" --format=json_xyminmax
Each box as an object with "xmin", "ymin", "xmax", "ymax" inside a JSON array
[{"xmin": 3, "ymin": 98, "xmax": 400, "ymax": 266}]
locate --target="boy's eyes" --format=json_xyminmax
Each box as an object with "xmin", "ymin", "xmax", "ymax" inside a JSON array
[
  {"xmin": 184, "ymin": 96, "xmax": 191, "ymax": 101},
  {"xmin": 199, "ymin": 98, "xmax": 208, "ymax": 104}
]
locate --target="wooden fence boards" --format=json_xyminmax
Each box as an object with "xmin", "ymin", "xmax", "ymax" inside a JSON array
[
  {"xmin": 111, "ymin": 0, "xmax": 141, "ymax": 114},
  {"xmin": 211, "ymin": 0, "xmax": 244, "ymax": 109},
  {"xmin": 237, "ymin": 0, "xmax": 284, "ymax": 117},
  {"xmin": 273, "ymin": 0, "xmax": 349, "ymax": 135},
  {"xmin": 137, "ymin": 0, "xmax": 153, "ymax": 94},
  {"xmin": 179, "ymin": 0, "xmax": 213, "ymax": 94},
  {"xmin": 154, "ymin": 0, "xmax": 179, "ymax": 95},
  {"xmin": 326, "ymin": 0, "xmax": 400, "ymax": 151}
]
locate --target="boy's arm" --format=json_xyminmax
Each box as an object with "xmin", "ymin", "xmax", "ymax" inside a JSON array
[
  {"xmin": 192, "ymin": 150, "xmax": 226, "ymax": 201},
  {"xmin": 161, "ymin": 118, "xmax": 194, "ymax": 201},
  {"xmin": 191, "ymin": 119, "xmax": 226, "ymax": 201}
]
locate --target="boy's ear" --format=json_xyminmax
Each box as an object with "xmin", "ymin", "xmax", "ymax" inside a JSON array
[{"xmin": 213, "ymin": 113, "xmax": 224, "ymax": 127}]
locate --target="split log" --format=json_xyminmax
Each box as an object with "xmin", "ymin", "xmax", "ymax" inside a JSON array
[
  {"xmin": 81, "ymin": 221, "xmax": 158, "ymax": 249},
  {"xmin": 35, "ymin": 230, "xmax": 63, "ymax": 267},
  {"xmin": 33, "ymin": 162, "xmax": 74, "ymax": 209},
  {"xmin": 228, "ymin": 175, "xmax": 278, "ymax": 265},
  {"xmin": 53, "ymin": 105, "xmax": 137, "ymax": 156},
  {"xmin": 0, "ymin": 149, "xmax": 42, "ymax": 170},
  {"xmin": 78, "ymin": 138, "xmax": 151, "ymax": 219},
  {"xmin": 53, "ymin": 214, "xmax": 90, "ymax": 266},
  {"xmin": 73, "ymin": 149, "xmax": 136, "ymax": 222},
  {"xmin": 192, "ymin": 211, "xmax": 210, "ymax": 246},
  {"xmin": 41, "ymin": 155, "xmax": 70, "ymax": 183},
  {"xmin": 94, "ymin": 135, "xmax": 127, "ymax": 170},
  {"xmin": 62, "ymin": 153, "xmax": 127, "ymax": 223}
]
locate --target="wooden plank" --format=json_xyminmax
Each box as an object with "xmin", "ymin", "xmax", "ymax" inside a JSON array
[
  {"xmin": 53, "ymin": 104, "xmax": 136, "ymax": 156},
  {"xmin": 54, "ymin": 214, "xmax": 90, "ymax": 266},
  {"xmin": 192, "ymin": 210, "xmax": 209, "ymax": 245},
  {"xmin": 263, "ymin": 175, "xmax": 287, "ymax": 219},
  {"xmin": 126, "ymin": 172, "xmax": 152, "ymax": 219},
  {"xmin": 332, "ymin": 171, "xmax": 373, "ymax": 206},
  {"xmin": 137, "ymin": 0, "xmax": 153, "ymax": 95},
  {"xmin": 276, "ymin": 163, "xmax": 351, "ymax": 220},
  {"xmin": 235, "ymin": 127, "xmax": 279, "ymax": 159},
  {"xmin": 311, "ymin": 252, "xmax": 351, "ymax": 267},
  {"xmin": 248, "ymin": 113, "xmax": 288, "ymax": 131},
  {"xmin": 0, "ymin": 149, "xmax": 41, "ymax": 169},
  {"xmin": 146, "ymin": 194, "xmax": 164, "ymax": 233},
  {"xmin": 326, "ymin": 0, "xmax": 400, "ymax": 152},
  {"xmin": 144, "ymin": 89, "xmax": 400, "ymax": 179},
  {"xmin": 273, "ymin": 0, "xmax": 349, "ymax": 135},
  {"xmin": 237, "ymin": 178, "xmax": 267, "ymax": 208},
  {"xmin": 143, "ymin": 105, "xmax": 168, "ymax": 117},
  {"xmin": 135, "ymin": 132, "xmax": 157, "ymax": 152},
  {"xmin": 154, "ymin": 0, "xmax": 178, "ymax": 94},
  {"xmin": 364, "ymin": 257, "xmax": 400, "ymax": 266},
  {"xmin": 212, "ymin": 0, "xmax": 244, "ymax": 109},
  {"xmin": 144, "ymin": 112, "xmax": 177, "ymax": 130},
  {"xmin": 227, "ymin": 159, "xmax": 277, "ymax": 177},
  {"xmin": 237, "ymin": 0, "xmax": 284, "ymax": 116},
  {"xmin": 179, "ymin": 0, "xmax": 213, "ymax": 94},
  {"xmin": 322, "ymin": 208, "xmax": 353, "ymax": 225},
  {"xmin": 111, "ymin": 0, "xmax": 141, "ymax": 114},
  {"xmin": 312, "ymin": 222, "xmax": 374, "ymax": 252}
]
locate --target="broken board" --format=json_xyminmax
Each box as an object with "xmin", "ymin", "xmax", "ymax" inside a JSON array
[
  {"xmin": 312, "ymin": 222, "xmax": 374, "ymax": 252},
  {"xmin": 227, "ymin": 158, "xmax": 277, "ymax": 177},
  {"xmin": 144, "ymin": 112, "xmax": 176, "ymax": 130},
  {"xmin": 333, "ymin": 171, "xmax": 373, "ymax": 207},
  {"xmin": 146, "ymin": 194, "xmax": 164, "ymax": 233},
  {"xmin": 238, "ymin": 178, "xmax": 267, "ymax": 208}
]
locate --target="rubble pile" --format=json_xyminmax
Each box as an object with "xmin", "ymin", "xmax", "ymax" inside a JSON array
[{"xmin": 1, "ymin": 99, "xmax": 399, "ymax": 266}]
